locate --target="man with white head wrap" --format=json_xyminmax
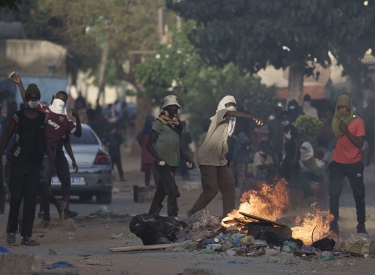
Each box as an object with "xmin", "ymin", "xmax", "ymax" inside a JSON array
[{"xmin": 187, "ymin": 95, "xmax": 263, "ymax": 218}]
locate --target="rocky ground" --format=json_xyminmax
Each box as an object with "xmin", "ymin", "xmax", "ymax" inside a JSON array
[{"xmin": 1, "ymin": 147, "xmax": 375, "ymax": 275}]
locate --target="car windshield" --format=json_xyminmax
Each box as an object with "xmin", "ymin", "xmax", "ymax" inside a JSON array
[{"xmin": 70, "ymin": 128, "xmax": 99, "ymax": 145}]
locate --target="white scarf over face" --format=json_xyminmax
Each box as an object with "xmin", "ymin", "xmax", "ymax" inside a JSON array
[
  {"xmin": 211, "ymin": 95, "xmax": 237, "ymax": 136},
  {"xmin": 49, "ymin": 98, "xmax": 67, "ymax": 115}
]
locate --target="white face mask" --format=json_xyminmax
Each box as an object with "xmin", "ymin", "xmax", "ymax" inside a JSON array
[
  {"xmin": 260, "ymin": 150, "xmax": 267, "ymax": 155},
  {"xmin": 227, "ymin": 106, "xmax": 236, "ymax": 111},
  {"xmin": 282, "ymin": 121, "xmax": 290, "ymax": 126},
  {"xmin": 28, "ymin": 101, "xmax": 39, "ymax": 109},
  {"xmin": 49, "ymin": 98, "xmax": 67, "ymax": 115}
]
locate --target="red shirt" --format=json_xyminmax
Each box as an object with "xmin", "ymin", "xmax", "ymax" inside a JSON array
[
  {"xmin": 333, "ymin": 118, "xmax": 365, "ymax": 164},
  {"xmin": 37, "ymin": 104, "xmax": 76, "ymax": 149}
]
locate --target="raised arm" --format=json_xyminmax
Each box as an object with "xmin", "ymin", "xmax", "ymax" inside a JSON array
[
  {"xmin": 8, "ymin": 72, "xmax": 27, "ymax": 105},
  {"xmin": 71, "ymin": 109, "xmax": 82, "ymax": 137},
  {"xmin": 225, "ymin": 110, "xmax": 264, "ymax": 125}
]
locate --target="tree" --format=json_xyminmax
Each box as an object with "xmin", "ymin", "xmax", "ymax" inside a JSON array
[
  {"xmin": 0, "ymin": 0, "xmax": 23, "ymax": 11},
  {"xmin": 135, "ymin": 24, "xmax": 277, "ymax": 143},
  {"xmin": 167, "ymin": 0, "xmax": 375, "ymax": 103}
]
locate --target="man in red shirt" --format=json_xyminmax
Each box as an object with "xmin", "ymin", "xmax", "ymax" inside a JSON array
[
  {"xmin": 330, "ymin": 95, "xmax": 366, "ymax": 235},
  {"xmin": 9, "ymin": 73, "xmax": 82, "ymax": 228}
]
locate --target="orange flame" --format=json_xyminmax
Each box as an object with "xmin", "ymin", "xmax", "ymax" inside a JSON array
[
  {"xmin": 291, "ymin": 203, "xmax": 333, "ymax": 245},
  {"xmin": 222, "ymin": 179, "xmax": 290, "ymax": 227},
  {"xmin": 221, "ymin": 179, "xmax": 333, "ymax": 245}
]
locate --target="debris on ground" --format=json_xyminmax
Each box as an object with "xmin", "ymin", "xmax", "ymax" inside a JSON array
[
  {"xmin": 84, "ymin": 206, "xmax": 127, "ymax": 219},
  {"xmin": 0, "ymin": 254, "xmax": 44, "ymax": 275},
  {"xmin": 44, "ymin": 261, "xmax": 76, "ymax": 269}
]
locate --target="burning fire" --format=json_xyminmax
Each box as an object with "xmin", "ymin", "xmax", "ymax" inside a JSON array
[
  {"xmin": 222, "ymin": 179, "xmax": 333, "ymax": 246},
  {"xmin": 291, "ymin": 203, "xmax": 333, "ymax": 245},
  {"xmin": 222, "ymin": 179, "xmax": 290, "ymax": 226}
]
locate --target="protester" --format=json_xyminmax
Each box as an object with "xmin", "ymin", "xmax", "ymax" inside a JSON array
[
  {"xmin": 179, "ymin": 121, "xmax": 192, "ymax": 180},
  {"xmin": 287, "ymin": 99, "xmax": 300, "ymax": 124},
  {"xmin": 0, "ymin": 83, "xmax": 56, "ymax": 246},
  {"xmin": 279, "ymin": 111, "xmax": 300, "ymax": 180},
  {"xmin": 302, "ymin": 94, "xmax": 318, "ymax": 118},
  {"xmin": 137, "ymin": 114, "xmax": 159, "ymax": 186},
  {"xmin": 104, "ymin": 126, "xmax": 125, "ymax": 181},
  {"xmin": 231, "ymin": 124, "xmax": 250, "ymax": 192},
  {"xmin": 147, "ymin": 95, "xmax": 194, "ymax": 218},
  {"xmin": 253, "ymin": 141, "xmax": 275, "ymax": 180},
  {"xmin": 329, "ymin": 95, "xmax": 367, "ymax": 235},
  {"xmin": 187, "ymin": 95, "xmax": 263, "ymax": 218},
  {"xmin": 9, "ymin": 72, "xmax": 82, "ymax": 229},
  {"xmin": 74, "ymin": 92, "xmax": 87, "ymax": 111},
  {"xmin": 363, "ymin": 93, "xmax": 375, "ymax": 166},
  {"xmin": 267, "ymin": 106, "xmax": 284, "ymax": 164}
]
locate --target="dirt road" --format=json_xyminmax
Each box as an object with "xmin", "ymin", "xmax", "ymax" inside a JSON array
[{"xmin": 1, "ymin": 153, "xmax": 375, "ymax": 275}]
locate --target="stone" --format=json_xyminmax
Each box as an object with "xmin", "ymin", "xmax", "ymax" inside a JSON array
[
  {"xmin": 225, "ymin": 249, "xmax": 237, "ymax": 256},
  {"xmin": 178, "ymin": 240, "xmax": 198, "ymax": 251},
  {"xmin": 206, "ymin": 244, "xmax": 222, "ymax": 251},
  {"xmin": 265, "ymin": 249, "xmax": 280, "ymax": 256},
  {"xmin": 339, "ymin": 234, "xmax": 375, "ymax": 255},
  {"xmin": 222, "ymin": 243, "xmax": 232, "ymax": 250},
  {"xmin": 182, "ymin": 268, "xmax": 215, "ymax": 275},
  {"xmin": 277, "ymin": 252, "xmax": 297, "ymax": 264},
  {"xmin": 0, "ymin": 254, "xmax": 44, "ymax": 275}
]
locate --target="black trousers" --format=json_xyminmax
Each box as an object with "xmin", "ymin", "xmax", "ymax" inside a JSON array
[
  {"xmin": 55, "ymin": 151, "xmax": 71, "ymax": 200},
  {"xmin": 329, "ymin": 161, "xmax": 366, "ymax": 224},
  {"xmin": 0, "ymin": 169, "xmax": 5, "ymax": 213},
  {"xmin": 111, "ymin": 155, "xmax": 124, "ymax": 178},
  {"xmin": 7, "ymin": 154, "xmax": 40, "ymax": 237},
  {"xmin": 148, "ymin": 163, "xmax": 180, "ymax": 217}
]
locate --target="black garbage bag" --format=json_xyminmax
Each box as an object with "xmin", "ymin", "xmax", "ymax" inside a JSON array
[{"xmin": 129, "ymin": 213, "xmax": 187, "ymax": 245}]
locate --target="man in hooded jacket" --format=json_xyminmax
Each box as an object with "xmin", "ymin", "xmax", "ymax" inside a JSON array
[
  {"xmin": 329, "ymin": 95, "xmax": 367, "ymax": 235},
  {"xmin": 187, "ymin": 95, "xmax": 263, "ymax": 218}
]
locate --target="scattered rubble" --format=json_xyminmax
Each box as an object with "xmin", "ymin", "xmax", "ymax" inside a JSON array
[{"xmin": 340, "ymin": 234, "xmax": 375, "ymax": 255}]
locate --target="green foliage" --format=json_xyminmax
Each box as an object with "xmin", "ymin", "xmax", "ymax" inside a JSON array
[
  {"xmin": 167, "ymin": 0, "xmax": 375, "ymax": 80},
  {"xmin": 0, "ymin": 0, "xmax": 23, "ymax": 11},
  {"xmin": 295, "ymin": 115, "xmax": 323, "ymax": 142},
  {"xmin": 135, "ymin": 23, "xmax": 277, "ymax": 142}
]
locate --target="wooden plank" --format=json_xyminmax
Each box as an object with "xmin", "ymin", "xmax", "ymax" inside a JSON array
[
  {"xmin": 110, "ymin": 243, "xmax": 176, "ymax": 253},
  {"xmin": 239, "ymin": 212, "xmax": 288, "ymax": 228}
]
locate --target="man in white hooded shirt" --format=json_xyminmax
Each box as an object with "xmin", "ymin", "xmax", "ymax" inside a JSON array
[
  {"xmin": 302, "ymin": 94, "xmax": 318, "ymax": 118},
  {"xmin": 187, "ymin": 95, "xmax": 263, "ymax": 218}
]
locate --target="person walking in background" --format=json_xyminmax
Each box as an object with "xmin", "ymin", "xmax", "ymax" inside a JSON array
[
  {"xmin": 231, "ymin": 124, "xmax": 250, "ymax": 192},
  {"xmin": 302, "ymin": 94, "xmax": 318, "ymax": 118},
  {"xmin": 137, "ymin": 114, "xmax": 159, "ymax": 186},
  {"xmin": 329, "ymin": 95, "xmax": 367, "ymax": 235},
  {"xmin": 74, "ymin": 92, "xmax": 87, "ymax": 111},
  {"xmin": 104, "ymin": 126, "xmax": 125, "ymax": 181},
  {"xmin": 179, "ymin": 121, "xmax": 192, "ymax": 180},
  {"xmin": 267, "ymin": 106, "xmax": 284, "ymax": 164},
  {"xmin": 279, "ymin": 111, "xmax": 300, "ymax": 180},
  {"xmin": 187, "ymin": 95, "xmax": 263, "ymax": 218},
  {"xmin": 147, "ymin": 95, "xmax": 194, "ymax": 218},
  {"xmin": 0, "ymin": 84, "xmax": 56, "ymax": 246},
  {"xmin": 253, "ymin": 141, "xmax": 276, "ymax": 180},
  {"xmin": 287, "ymin": 99, "xmax": 300, "ymax": 124}
]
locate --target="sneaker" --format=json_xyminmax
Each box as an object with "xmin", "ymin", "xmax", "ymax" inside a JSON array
[
  {"xmin": 329, "ymin": 221, "xmax": 339, "ymax": 236},
  {"xmin": 38, "ymin": 219, "xmax": 50, "ymax": 229},
  {"xmin": 357, "ymin": 224, "xmax": 368, "ymax": 234},
  {"xmin": 37, "ymin": 212, "xmax": 44, "ymax": 219},
  {"xmin": 7, "ymin": 233, "xmax": 16, "ymax": 244},
  {"xmin": 187, "ymin": 209, "xmax": 195, "ymax": 218},
  {"xmin": 64, "ymin": 210, "xmax": 78, "ymax": 219},
  {"xmin": 21, "ymin": 238, "xmax": 40, "ymax": 246}
]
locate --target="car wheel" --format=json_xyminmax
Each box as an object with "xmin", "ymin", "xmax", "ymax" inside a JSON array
[
  {"xmin": 79, "ymin": 194, "xmax": 94, "ymax": 201},
  {"xmin": 96, "ymin": 192, "xmax": 112, "ymax": 204}
]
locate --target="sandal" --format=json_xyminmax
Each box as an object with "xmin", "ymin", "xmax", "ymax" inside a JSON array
[
  {"xmin": 38, "ymin": 219, "xmax": 50, "ymax": 229},
  {"xmin": 21, "ymin": 238, "xmax": 40, "ymax": 246}
]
